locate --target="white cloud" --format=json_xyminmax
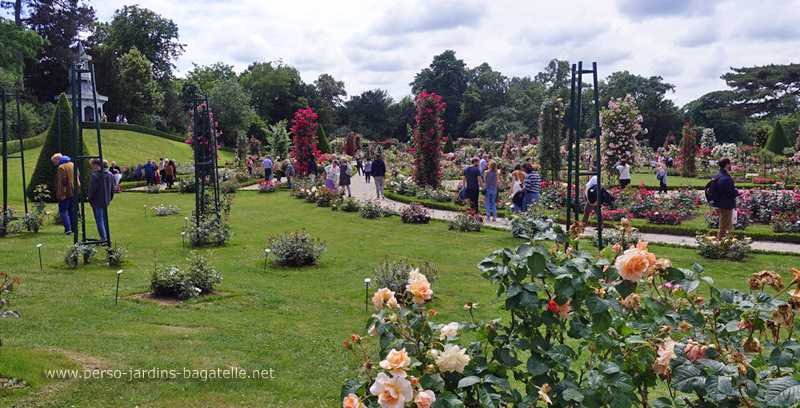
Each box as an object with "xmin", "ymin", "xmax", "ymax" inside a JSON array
[{"xmin": 83, "ymin": 0, "xmax": 800, "ymax": 107}]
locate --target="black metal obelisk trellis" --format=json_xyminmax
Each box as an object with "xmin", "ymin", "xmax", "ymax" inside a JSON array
[
  {"xmin": 565, "ymin": 61, "xmax": 604, "ymax": 249},
  {"xmin": 2, "ymin": 88, "xmax": 30, "ymax": 228},
  {"xmin": 191, "ymin": 96, "xmax": 220, "ymax": 230},
  {"xmin": 69, "ymin": 62, "xmax": 111, "ymax": 246}
]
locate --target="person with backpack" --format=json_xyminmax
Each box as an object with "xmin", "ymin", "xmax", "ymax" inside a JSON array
[
  {"xmin": 708, "ymin": 157, "xmax": 740, "ymax": 240},
  {"xmin": 339, "ymin": 157, "xmax": 353, "ymax": 197},
  {"xmin": 656, "ymin": 162, "xmax": 667, "ymax": 193}
]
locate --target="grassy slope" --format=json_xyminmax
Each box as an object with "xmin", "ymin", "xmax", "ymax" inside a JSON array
[
  {"xmin": 0, "ymin": 129, "xmax": 234, "ymax": 206},
  {"xmin": 0, "ymin": 190, "xmax": 797, "ymax": 406}
]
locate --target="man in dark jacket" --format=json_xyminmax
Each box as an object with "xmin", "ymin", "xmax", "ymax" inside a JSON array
[
  {"xmin": 143, "ymin": 159, "xmax": 156, "ymax": 186},
  {"xmin": 712, "ymin": 157, "xmax": 739, "ymax": 240},
  {"xmin": 87, "ymin": 158, "xmax": 116, "ymax": 241},
  {"xmin": 371, "ymin": 153, "xmax": 386, "ymax": 200}
]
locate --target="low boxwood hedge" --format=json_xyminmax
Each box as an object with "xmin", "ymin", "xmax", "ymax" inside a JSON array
[{"xmin": 384, "ymin": 191, "xmax": 509, "ymax": 218}]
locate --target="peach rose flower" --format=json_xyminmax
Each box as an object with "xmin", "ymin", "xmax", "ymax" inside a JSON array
[
  {"xmin": 343, "ymin": 393, "xmax": 366, "ymax": 408},
  {"xmin": 372, "ymin": 288, "xmax": 396, "ymax": 310},
  {"xmin": 435, "ymin": 344, "xmax": 470, "ymax": 373},
  {"xmin": 380, "ymin": 348, "xmax": 411, "ymax": 376},
  {"xmin": 386, "ymin": 296, "xmax": 399, "ymax": 309},
  {"xmin": 414, "ymin": 390, "xmax": 436, "ymax": 408},
  {"xmin": 615, "ymin": 241, "xmax": 657, "ymax": 282},
  {"xmin": 406, "ymin": 270, "xmax": 433, "ymax": 305},
  {"xmin": 370, "ymin": 373, "xmax": 413, "ymax": 408}
]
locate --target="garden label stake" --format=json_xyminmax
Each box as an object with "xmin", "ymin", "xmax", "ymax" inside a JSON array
[
  {"xmin": 115, "ymin": 270, "xmax": 122, "ymax": 306},
  {"xmin": 364, "ymin": 278, "xmax": 371, "ymax": 312},
  {"xmin": 36, "ymin": 243, "xmax": 42, "ymax": 270}
]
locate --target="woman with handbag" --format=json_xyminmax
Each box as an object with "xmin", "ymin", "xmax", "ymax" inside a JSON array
[{"xmin": 510, "ymin": 163, "xmax": 525, "ymax": 213}]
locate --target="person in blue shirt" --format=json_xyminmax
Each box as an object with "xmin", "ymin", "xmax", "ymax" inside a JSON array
[
  {"xmin": 462, "ymin": 157, "xmax": 483, "ymax": 212},
  {"xmin": 262, "ymin": 155, "xmax": 273, "ymax": 181},
  {"xmin": 143, "ymin": 159, "xmax": 156, "ymax": 186},
  {"xmin": 712, "ymin": 157, "xmax": 739, "ymax": 240}
]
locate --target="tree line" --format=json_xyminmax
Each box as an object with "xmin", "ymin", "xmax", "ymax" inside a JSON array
[{"xmin": 1, "ymin": 1, "xmax": 798, "ymax": 148}]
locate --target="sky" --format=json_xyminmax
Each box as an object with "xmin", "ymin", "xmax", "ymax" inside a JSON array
[{"xmin": 89, "ymin": 0, "xmax": 800, "ymax": 107}]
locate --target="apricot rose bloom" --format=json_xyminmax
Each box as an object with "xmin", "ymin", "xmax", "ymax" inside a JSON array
[
  {"xmin": 370, "ymin": 373, "xmax": 414, "ymax": 408},
  {"xmin": 406, "ymin": 269, "xmax": 433, "ymax": 305},
  {"xmin": 372, "ymin": 288, "xmax": 396, "ymax": 310},
  {"xmin": 615, "ymin": 241, "xmax": 657, "ymax": 282},
  {"xmin": 343, "ymin": 393, "xmax": 366, "ymax": 408},
  {"xmin": 414, "ymin": 390, "xmax": 436, "ymax": 408},
  {"xmin": 379, "ymin": 348, "xmax": 411, "ymax": 376},
  {"xmin": 434, "ymin": 344, "xmax": 471, "ymax": 373}
]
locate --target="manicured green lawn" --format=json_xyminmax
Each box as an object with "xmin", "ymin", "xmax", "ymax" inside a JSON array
[
  {"xmin": 0, "ymin": 190, "xmax": 797, "ymax": 406},
  {"xmin": 0, "ymin": 130, "xmax": 235, "ymax": 207}
]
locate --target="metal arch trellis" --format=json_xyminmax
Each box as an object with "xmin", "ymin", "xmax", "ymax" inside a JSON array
[
  {"xmin": 565, "ymin": 61, "xmax": 604, "ymax": 249},
  {"xmin": 191, "ymin": 95, "xmax": 220, "ymax": 228},
  {"xmin": 69, "ymin": 62, "xmax": 111, "ymax": 246},
  {"xmin": 1, "ymin": 88, "xmax": 30, "ymax": 225}
]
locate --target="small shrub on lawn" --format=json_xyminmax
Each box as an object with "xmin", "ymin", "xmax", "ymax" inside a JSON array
[
  {"xmin": 510, "ymin": 208, "xmax": 553, "ymax": 239},
  {"xmin": 771, "ymin": 211, "xmax": 800, "ymax": 233},
  {"xmin": 360, "ymin": 200, "xmax": 392, "ymax": 219},
  {"xmin": 150, "ymin": 251, "xmax": 222, "ymax": 300},
  {"xmin": 151, "ymin": 204, "xmax": 181, "ymax": 216},
  {"xmin": 371, "ymin": 257, "xmax": 438, "ymax": 306},
  {"xmin": 184, "ymin": 216, "xmax": 233, "ymax": 246},
  {"xmin": 145, "ymin": 184, "xmax": 161, "ymax": 194},
  {"xmin": 339, "ymin": 197, "xmax": 360, "ymax": 212},
  {"xmin": 62, "ymin": 243, "xmax": 97, "ymax": 267},
  {"xmin": 399, "ymin": 203, "xmax": 431, "ymax": 224},
  {"xmin": 447, "ymin": 210, "xmax": 482, "ymax": 232},
  {"xmin": 103, "ymin": 245, "xmax": 127, "ymax": 265},
  {"xmin": 594, "ymin": 220, "xmax": 643, "ymax": 248},
  {"xmin": 696, "ymin": 234, "xmax": 751, "ymax": 260},
  {"xmin": 267, "ymin": 229, "xmax": 326, "ymax": 267},
  {"xmin": 315, "ymin": 188, "xmax": 337, "ymax": 207},
  {"xmin": 220, "ymin": 179, "xmax": 238, "ymax": 194}
]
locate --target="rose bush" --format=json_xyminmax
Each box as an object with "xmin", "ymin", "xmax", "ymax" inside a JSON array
[{"xmin": 342, "ymin": 232, "xmax": 800, "ymax": 408}]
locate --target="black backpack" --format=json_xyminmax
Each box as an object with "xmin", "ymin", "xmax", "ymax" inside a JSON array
[{"xmin": 705, "ymin": 177, "xmax": 719, "ymax": 204}]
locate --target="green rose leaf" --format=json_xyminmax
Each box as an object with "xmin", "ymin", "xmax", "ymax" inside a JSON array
[
  {"xmin": 420, "ymin": 373, "xmax": 444, "ymax": 392},
  {"xmin": 762, "ymin": 376, "xmax": 800, "ymax": 407},
  {"xmin": 340, "ymin": 378, "xmax": 365, "ymax": 401}
]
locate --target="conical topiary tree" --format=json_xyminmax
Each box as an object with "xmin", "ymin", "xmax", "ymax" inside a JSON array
[
  {"xmin": 316, "ymin": 124, "xmax": 331, "ymax": 154},
  {"xmin": 764, "ymin": 121, "xmax": 791, "ymax": 155},
  {"xmin": 26, "ymin": 93, "xmax": 92, "ymax": 201},
  {"xmin": 443, "ymin": 136, "xmax": 455, "ymax": 153}
]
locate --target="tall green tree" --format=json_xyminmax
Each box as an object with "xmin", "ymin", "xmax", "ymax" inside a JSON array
[
  {"xmin": 682, "ymin": 91, "xmax": 747, "ymax": 143},
  {"xmin": 411, "ymin": 50, "xmax": 468, "ymax": 139},
  {"xmin": 113, "ymin": 48, "xmax": 163, "ymax": 124},
  {"xmin": 508, "ymin": 76, "xmax": 546, "ymax": 136},
  {"xmin": 460, "ymin": 62, "xmax": 509, "ymax": 136},
  {"xmin": 316, "ymin": 124, "xmax": 331, "ymax": 154},
  {"xmin": 0, "ymin": 17, "xmax": 44, "ymax": 84},
  {"xmin": 208, "ymin": 78, "xmax": 256, "ymax": 146},
  {"xmin": 186, "ymin": 62, "xmax": 235, "ymax": 95},
  {"xmin": 340, "ymin": 89, "xmax": 394, "ymax": 140},
  {"xmin": 239, "ymin": 61, "xmax": 308, "ymax": 126},
  {"xmin": 22, "ymin": 0, "xmax": 95, "ymax": 102},
  {"xmin": 313, "ymin": 73, "xmax": 346, "ymax": 131},
  {"xmin": 720, "ymin": 63, "xmax": 800, "ymax": 118},
  {"xmin": 599, "ymin": 71, "xmax": 683, "ymax": 148},
  {"xmin": 91, "ymin": 5, "xmax": 183, "ymax": 81}
]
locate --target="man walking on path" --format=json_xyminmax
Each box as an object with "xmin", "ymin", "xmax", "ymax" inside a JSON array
[
  {"xmin": 711, "ymin": 157, "xmax": 739, "ymax": 240},
  {"xmin": 51, "ymin": 153, "xmax": 79, "ymax": 234},
  {"xmin": 364, "ymin": 159, "xmax": 372, "ymax": 183},
  {"xmin": 87, "ymin": 158, "xmax": 115, "ymax": 241},
  {"xmin": 462, "ymin": 157, "xmax": 483, "ymax": 212},
  {"xmin": 262, "ymin": 155, "xmax": 273, "ymax": 181},
  {"xmin": 371, "ymin": 153, "xmax": 386, "ymax": 200},
  {"xmin": 143, "ymin": 159, "xmax": 156, "ymax": 186}
]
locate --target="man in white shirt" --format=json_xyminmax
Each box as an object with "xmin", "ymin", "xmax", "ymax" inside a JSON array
[
  {"xmin": 479, "ymin": 154, "xmax": 488, "ymax": 173},
  {"xmin": 615, "ymin": 159, "xmax": 631, "ymax": 188}
]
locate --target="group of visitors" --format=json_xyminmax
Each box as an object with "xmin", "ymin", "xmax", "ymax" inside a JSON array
[
  {"xmin": 114, "ymin": 114, "xmax": 128, "ymax": 124},
  {"xmin": 133, "ymin": 158, "xmax": 176, "ymax": 188},
  {"xmin": 261, "ymin": 155, "xmax": 296, "ymax": 188},
  {"xmin": 51, "ymin": 153, "xmax": 115, "ymax": 241},
  {"xmin": 459, "ymin": 154, "xmax": 544, "ymax": 220}
]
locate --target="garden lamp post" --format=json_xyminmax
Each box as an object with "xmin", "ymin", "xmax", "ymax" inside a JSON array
[
  {"xmin": 144, "ymin": 204, "xmax": 147, "ymax": 218},
  {"xmin": 181, "ymin": 231, "xmax": 186, "ymax": 250},
  {"xmin": 264, "ymin": 248, "xmax": 270, "ymax": 272}
]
